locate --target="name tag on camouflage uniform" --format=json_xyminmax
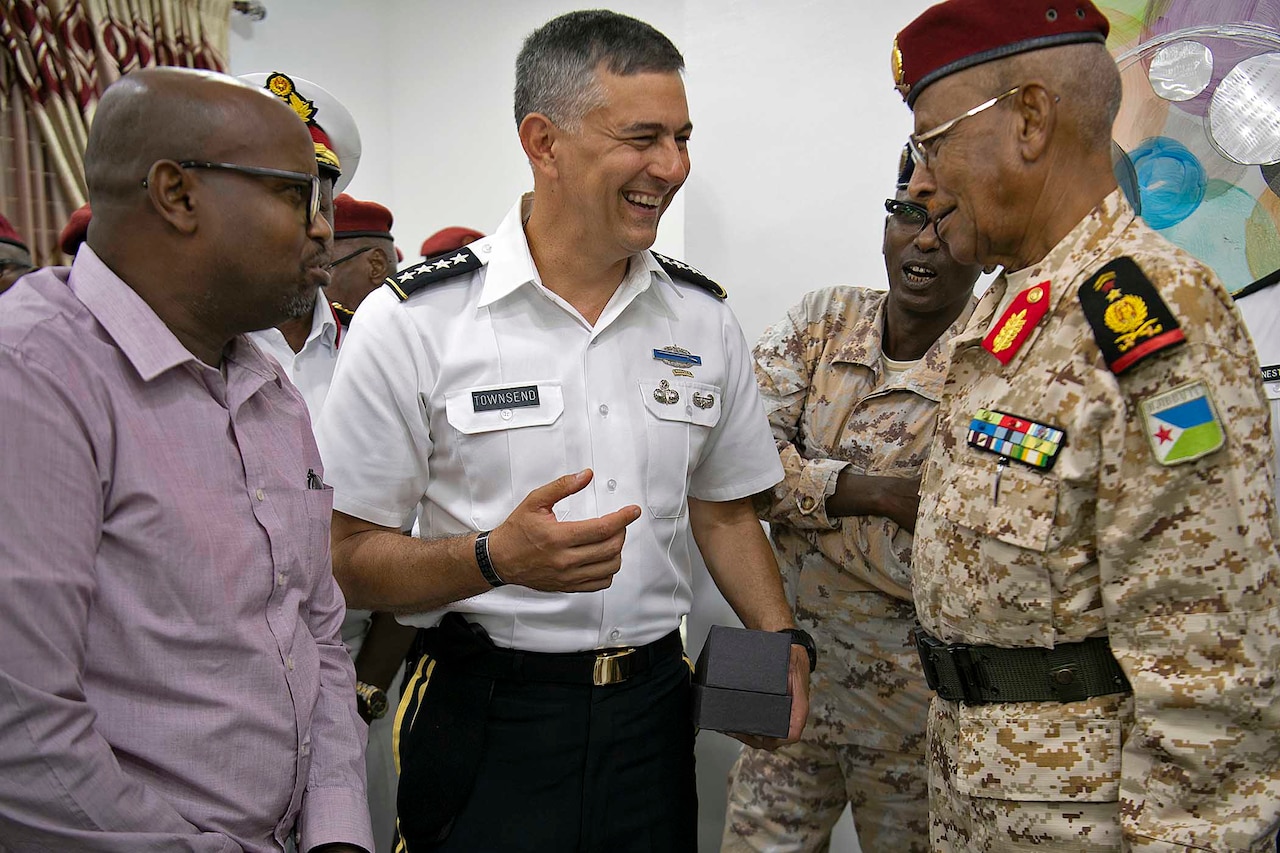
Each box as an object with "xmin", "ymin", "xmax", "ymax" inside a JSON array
[
  {"xmin": 967, "ymin": 409, "xmax": 1066, "ymax": 470},
  {"xmin": 1139, "ymin": 380, "xmax": 1225, "ymax": 465}
]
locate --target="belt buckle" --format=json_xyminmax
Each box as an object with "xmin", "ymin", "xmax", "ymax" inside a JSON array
[{"xmin": 592, "ymin": 648, "xmax": 636, "ymax": 686}]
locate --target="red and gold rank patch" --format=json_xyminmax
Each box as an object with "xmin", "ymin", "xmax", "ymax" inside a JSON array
[
  {"xmin": 982, "ymin": 281, "xmax": 1051, "ymax": 365},
  {"xmin": 1078, "ymin": 257, "xmax": 1184, "ymax": 374}
]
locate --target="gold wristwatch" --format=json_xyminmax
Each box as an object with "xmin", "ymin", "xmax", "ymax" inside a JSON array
[{"xmin": 355, "ymin": 680, "xmax": 389, "ymax": 720}]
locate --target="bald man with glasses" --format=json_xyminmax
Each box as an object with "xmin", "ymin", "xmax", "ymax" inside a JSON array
[{"xmin": 0, "ymin": 68, "xmax": 371, "ymax": 853}]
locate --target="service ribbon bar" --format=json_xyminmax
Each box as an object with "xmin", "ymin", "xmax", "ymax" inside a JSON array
[{"xmin": 966, "ymin": 408, "xmax": 1065, "ymax": 470}]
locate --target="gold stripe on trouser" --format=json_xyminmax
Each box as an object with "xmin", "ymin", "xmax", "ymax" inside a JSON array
[{"xmin": 392, "ymin": 653, "xmax": 436, "ymax": 853}]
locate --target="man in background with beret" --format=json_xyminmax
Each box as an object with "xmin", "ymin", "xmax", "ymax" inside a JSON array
[
  {"xmin": 327, "ymin": 194, "xmax": 402, "ymax": 326},
  {"xmin": 893, "ymin": 0, "xmax": 1280, "ymax": 849},
  {"xmin": 0, "ymin": 212, "xmax": 34, "ymax": 293},
  {"xmin": 243, "ymin": 70, "xmax": 358, "ymax": 421}
]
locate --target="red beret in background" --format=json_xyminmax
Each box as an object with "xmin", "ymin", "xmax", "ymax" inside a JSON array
[
  {"xmin": 420, "ymin": 226, "xmax": 484, "ymax": 258},
  {"xmin": 60, "ymin": 203, "xmax": 91, "ymax": 256},
  {"xmin": 333, "ymin": 193, "xmax": 394, "ymax": 240},
  {"xmin": 893, "ymin": 0, "xmax": 1110, "ymax": 106},
  {"xmin": 0, "ymin": 212, "xmax": 28, "ymax": 251}
]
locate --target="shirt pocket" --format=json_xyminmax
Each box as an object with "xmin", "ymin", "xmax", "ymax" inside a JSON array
[
  {"xmin": 303, "ymin": 485, "xmax": 335, "ymax": 577},
  {"xmin": 932, "ymin": 456, "xmax": 1060, "ymax": 639},
  {"xmin": 444, "ymin": 382, "xmax": 566, "ymax": 529},
  {"xmin": 638, "ymin": 378, "xmax": 721, "ymax": 518}
]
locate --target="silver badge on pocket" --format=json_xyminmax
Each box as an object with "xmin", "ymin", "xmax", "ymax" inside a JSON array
[
  {"xmin": 654, "ymin": 380, "xmax": 680, "ymax": 405},
  {"xmin": 692, "ymin": 392, "xmax": 714, "ymax": 410}
]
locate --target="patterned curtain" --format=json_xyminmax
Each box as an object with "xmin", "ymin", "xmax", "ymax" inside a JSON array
[{"xmin": 0, "ymin": 0, "xmax": 232, "ymax": 264}]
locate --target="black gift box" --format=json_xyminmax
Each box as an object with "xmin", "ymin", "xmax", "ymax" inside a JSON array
[{"xmin": 692, "ymin": 625, "xmax": 792, "ymax": 738}]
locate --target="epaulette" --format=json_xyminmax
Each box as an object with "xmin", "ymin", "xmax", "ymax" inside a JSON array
[
  {"xmin": 652, "ymin": 252, "xmax": 727, "ymax": 299},
  {"xmin": 330, "ymin": 300, "xmax": 355, "ymax": 327},
  {"xmin": 1078, "ymin": 256, "xmax": 1185, "ymax": 375},
  {"xmin": 383, "ymin": 247, "xmax": 483, "ymax": 302},
  {"xmin": 1232, "ymin": 267, "xmax": 1280, "ymax": 301}
]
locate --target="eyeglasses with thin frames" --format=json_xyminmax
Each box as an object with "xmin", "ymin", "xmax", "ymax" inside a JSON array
[
  {"xmin": 884, "ymin": 198, "xmax": 931, "ymax": 233},
  {"xmin": 325, "ymin": 245, "xmax": 374, "ymax": 271},
  {"xmin": 908, "ymin": 86, "xmax": 1023, "ymax": 169},
  {"xmin": 142, "ymin": 160, "xmax": 322, "ymax": 224}
]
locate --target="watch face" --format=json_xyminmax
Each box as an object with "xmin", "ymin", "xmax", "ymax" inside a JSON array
[{"xmin": 357, "ymin": 682, "xmax": 391, "ymax": 719}]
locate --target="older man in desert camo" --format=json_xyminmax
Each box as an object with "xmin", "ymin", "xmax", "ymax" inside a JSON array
[{"xmin": 893, "ymin": 0, "xmax": 1280, "ymax": 849}]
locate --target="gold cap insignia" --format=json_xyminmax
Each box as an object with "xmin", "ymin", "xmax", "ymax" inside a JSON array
[
  {"xmin": 891, "ymin": 38, "xmax": 909, "ymax": 99},
  {"xmin": 264, "ymin": 72, "xmax": 317, "ymax": 125}
]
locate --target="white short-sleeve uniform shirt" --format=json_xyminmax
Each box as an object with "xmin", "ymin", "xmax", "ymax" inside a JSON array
[
  {"xmin": 315, "ymin": 197, "xmax": 782, "ymax": 653},
  {"xmin": 247, "ymin": 294, "xmax": 340, "ymax": 424},
  {"xmin": 1236, "ymin": 282, "xmax": 1280, "ymax": 493}
]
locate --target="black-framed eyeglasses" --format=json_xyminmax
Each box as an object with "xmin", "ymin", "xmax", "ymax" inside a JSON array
[
  {"xmin": 143, "ymin": 160, "xmax": 321, "ymax": 223},
  {"xmin": 884, "ymin": 198, "xmax": 930, "ymax": 233},
  {"xmin": 908, "ymin": 86, "xmax": 1023, "ymax": 168},
  {"xmin": 325, "ymin": 245, "xmax": 374, "ymax": 270}
]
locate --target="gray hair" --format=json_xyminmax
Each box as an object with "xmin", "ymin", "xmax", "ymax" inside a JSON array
[
  {"xmin": 514, "ymin": 10, "xmax": 685, "ymax": 130},
  {"xmin": 969, "ymin": 42, "xmax": 1122, "ymax": 152}
]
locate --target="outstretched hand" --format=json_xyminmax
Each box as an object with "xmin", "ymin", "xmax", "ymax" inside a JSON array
[{"xmin": 485, "ymin": 469, "xmax": 641, "ymax": 592}]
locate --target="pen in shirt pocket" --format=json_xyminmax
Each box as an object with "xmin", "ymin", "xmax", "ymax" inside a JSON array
[{"xmin": 306, "ymin": 468, "xmax": 324, "ymax": 490}]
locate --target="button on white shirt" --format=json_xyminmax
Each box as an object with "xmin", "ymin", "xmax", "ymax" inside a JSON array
[
  {"xmin": 316, "ymin": 197, "xmax": 782, "ymax": 653},
  {"xmin": 248, "ymin": 295, "xmax": 340, "ymax": 424}
]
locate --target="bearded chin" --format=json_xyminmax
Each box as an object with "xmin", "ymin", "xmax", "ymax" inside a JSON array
[{"xmin": 283, "ymin": 287, "xmax": 317, "ymax": 321}]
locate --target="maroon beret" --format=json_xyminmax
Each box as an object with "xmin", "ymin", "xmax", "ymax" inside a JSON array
[
  {"xmin": 420, "ymin": 226, "xmax": 484, "ymax": 259},
  {"xmin": 0, "ymin": 212, "xmax": 28, "ymax": 252},
  {"xmin": 60, "ymin": 203, "xmax": 92, "ymax": 256},
  {"xmin": 893, "ymin": 0, "xmax": 1110, "ymax": 107},
  {"xmin": 333, "ymin": 193, "xmax": 394, "ymax": 240}
]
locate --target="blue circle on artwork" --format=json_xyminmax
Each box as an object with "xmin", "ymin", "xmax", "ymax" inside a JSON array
[{"xmin": 1130, "ymin": 136, "xmax": 1207, "ymax": 230}]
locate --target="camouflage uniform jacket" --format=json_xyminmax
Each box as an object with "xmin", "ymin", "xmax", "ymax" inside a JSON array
[
  {"xmin": 913, "ymin": 189, "xmax": 1280, "ymax": 850},
  {"xmin": 753, "ymin": 286, "xmax": 975, "ymax": 750}
]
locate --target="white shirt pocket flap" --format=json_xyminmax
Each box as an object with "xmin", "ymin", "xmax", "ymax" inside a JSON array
[
  {"xmin": 639, "ymin": 378, "xmax": 722, "ymax": 428},
  {"xmin": 445, "ymin": 382, "xmax": 564, "ymax": 435}
]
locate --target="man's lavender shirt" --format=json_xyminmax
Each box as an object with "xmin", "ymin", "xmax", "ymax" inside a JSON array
[{"xmin": 0, "ymin": 248, "xmax": 373, "ymax": 852}]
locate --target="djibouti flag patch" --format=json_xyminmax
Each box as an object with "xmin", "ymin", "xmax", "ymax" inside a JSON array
[{"xmin": 1139, "ymin": 380, "xmax": 1225, "ymax": 465}]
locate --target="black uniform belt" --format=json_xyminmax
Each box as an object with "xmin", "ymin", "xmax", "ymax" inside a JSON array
[
  {"xmin": 419, "ymin": 614, "xmax": 684, "ymax": 687},
  {"xmin": 914, "ymin": 629, "xmax": 1132, "ymax": 704}
]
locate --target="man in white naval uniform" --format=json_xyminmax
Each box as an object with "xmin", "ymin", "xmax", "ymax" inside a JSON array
[{"xmin": 241, "ymin": 71, "xmax": 405, "ymax": 853}]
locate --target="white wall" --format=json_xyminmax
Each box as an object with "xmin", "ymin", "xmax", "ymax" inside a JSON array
[{"xmin": 229, "ymin": 3, "xmax": 939, "ymax": 850}]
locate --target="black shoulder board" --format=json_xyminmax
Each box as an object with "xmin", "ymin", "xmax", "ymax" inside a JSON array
[
  {"xmin": 383, "ymin": 247, "xmax": 483, "ymax": 302},
  {"xmin": 652, "ymin": 252, "xmax": 727, "ymax": 299},
  {"xmin": 1078, "ymin": 256, "xmax": 1185, "ymax": 374},
  {"xmin": 1233, "ymin": 267, "xmax": 1280, "ymax": 301}
]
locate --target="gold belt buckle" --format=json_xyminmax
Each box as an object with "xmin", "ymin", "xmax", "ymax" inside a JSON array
[{"xmin": 592, "ymin": 648, "xmax": 636, "ymax": 686}]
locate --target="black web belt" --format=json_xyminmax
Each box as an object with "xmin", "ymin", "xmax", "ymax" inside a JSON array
[{"xmin": 914, "ymin": 629, "xmax": 1132, "ymax": 704}]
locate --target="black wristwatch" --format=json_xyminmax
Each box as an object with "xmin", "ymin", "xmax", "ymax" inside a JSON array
[
  {"xmin": 778, "ymin": 627, "xmax": 817, "ymax": 673},
  {"xmin": 355, "ymin": 680, "xmax": 389, "ymax": 720}
]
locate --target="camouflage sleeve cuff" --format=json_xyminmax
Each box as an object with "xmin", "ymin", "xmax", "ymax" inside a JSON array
[{"xmin": 792, "ymin": 458, "xmax": 848, "ymax": 529}]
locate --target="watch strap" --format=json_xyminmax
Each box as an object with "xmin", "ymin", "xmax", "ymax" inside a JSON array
[{"xmin": 778, "ymin": 627, "xmax": 817, "ymax": 673}]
